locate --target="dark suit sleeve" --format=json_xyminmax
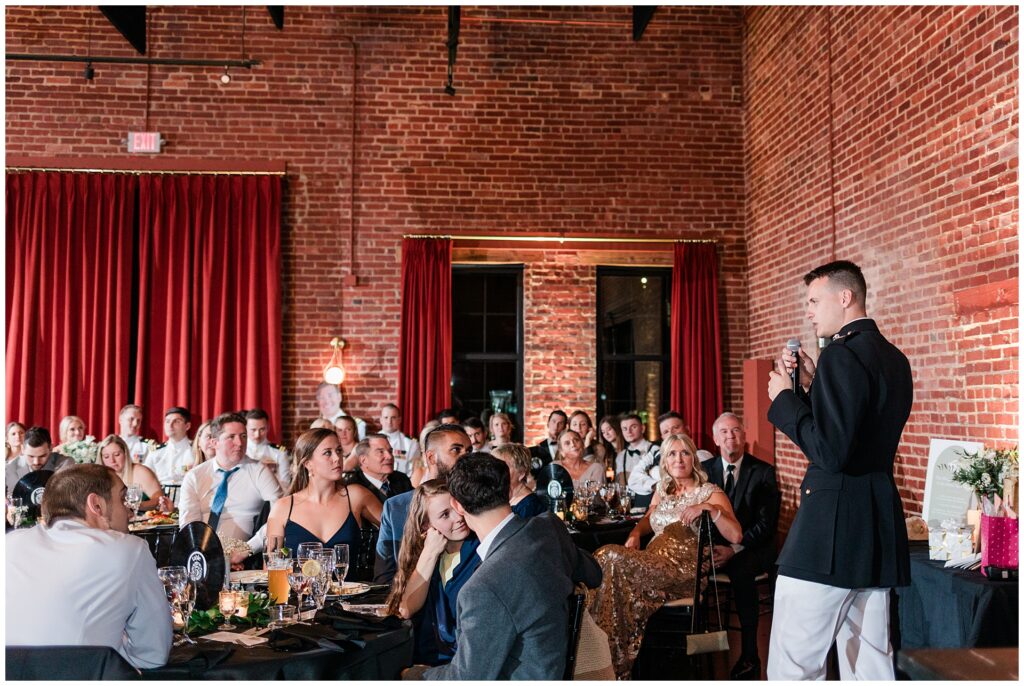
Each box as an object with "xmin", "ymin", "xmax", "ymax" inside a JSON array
[
  {"xmin": 544, "ymin": 513, "xmax": 602, "ymax": 588},
  {"xmin": 741, "ymin": 465, "xmax": 779, "ymax": 549},
  {"xmin": 767, "ymin": 344, "xmax": 871, "ymax": 474},
  {"xmin": 373, "ymin": 499, "xmax": 398, "ymax": 584},
  {"xmin": 423, "ymin": 581, "xmax": 517, "ymax": 680}
]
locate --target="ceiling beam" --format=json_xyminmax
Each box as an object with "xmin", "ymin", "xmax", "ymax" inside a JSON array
[
  {"xmin": 99, "ymin": 6, "xmax": 147, "ymax": 55},
  {"xmin": 267, "ymin": 7, "xmax": 284, "ymax": 30},
  {"xmin": 632, "ymin": 6, "xmax": 656, "ymax": 41}
]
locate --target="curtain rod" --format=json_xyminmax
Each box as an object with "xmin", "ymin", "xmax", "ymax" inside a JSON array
[
  {"xmin": 404, "ymin": 233, "xmax": 716, "ymax": 244},
  {"xmin": 6, "ymin": 166, "xmax": 286, "ymax": 176}
]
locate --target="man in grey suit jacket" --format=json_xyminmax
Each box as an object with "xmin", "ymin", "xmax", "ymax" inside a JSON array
[{"xmin": 415, "ymin": 454, "xmax": 601, "ymax": 680}]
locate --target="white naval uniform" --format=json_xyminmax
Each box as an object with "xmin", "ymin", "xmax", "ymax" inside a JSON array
[
  {"xmin": 145, "ymin": 437, "xmax": 193, "ymax": 484},
  {"xmin": 382, "ymin": 430, "xmax": 420, "ymax": 476},
  {"xmin": 246, "ymin": 440, "xmax": 292, "ymax": 491}
]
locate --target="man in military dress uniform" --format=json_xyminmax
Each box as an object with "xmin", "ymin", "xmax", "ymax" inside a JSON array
[
  {"xmin": 244, "ymin": 408, "xmax": 291, "ymax": 491},
  {"xmin": 766, "ymin": 260, "xmax": 913, "ymax": 680}
]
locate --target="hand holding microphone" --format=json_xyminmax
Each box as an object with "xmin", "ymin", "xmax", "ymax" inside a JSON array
[{"xmin": 782, "ymin": 338, "xmax": 816, "ymax": 392}]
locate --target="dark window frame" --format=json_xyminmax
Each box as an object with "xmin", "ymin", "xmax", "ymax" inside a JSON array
[{"xmin": 451, "ymin": 264, "xmax": 525, "ymax": 442}]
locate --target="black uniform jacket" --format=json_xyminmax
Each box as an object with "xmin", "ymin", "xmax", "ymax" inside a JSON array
[
  {"xmin": 705, "ymin": 453, "xmax": 780, "ymax": 570},
  {"xmin": 767, "ymin": 318, "xmax": 913, "ymax": 589}
]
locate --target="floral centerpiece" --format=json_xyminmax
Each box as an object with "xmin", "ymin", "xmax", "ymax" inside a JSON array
[
  {"xmin": 61, "ymin": 436, "xmax": 99, "ymax": 464},
  {"xmin": 187, "ymin": 591, "xmax": 274, "ymax": 635},
  {"xmin": 946, "ymin": 446, "xmax": 1018, "ymax": 514}
]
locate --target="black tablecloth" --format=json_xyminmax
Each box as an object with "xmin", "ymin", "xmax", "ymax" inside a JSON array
[
  {"xmin": 570, "ymin": 518, "xmax": 637, "ymax": 552},
  {"xmin": 896, "ymin": 545, "xmax": 1018, "ymax": 649},
  {"xmin": 143, "ymin": 594, "xmax": 413, "ymax": 680}
]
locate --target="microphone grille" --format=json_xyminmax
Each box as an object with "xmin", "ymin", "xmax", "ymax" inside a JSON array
[{"xmin": 786, "ymin": 338, "xmax": 801, "ymax": 352}]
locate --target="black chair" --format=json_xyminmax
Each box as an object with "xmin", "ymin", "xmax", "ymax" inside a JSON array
[
  {"xmin": 563, "ymin": 591, "xmax": 587, "ymax": 680},
  {"xmin": 348, "ymin": 524, "xmax": 379, "ymax": 582},
  {"xmin": 6, "ymin": 646, "xmax": 141, "ymax": 680},
  {"xmin": 632, "ymin": 510, "xmax": 715, "ymax": 680},
  {"xmin": 161, "ymin": 483, "xmax": 181, "ymax": 507},
  {"xmin": 242, "ymin": 500, "xmax": 274, "ymax": 570}
]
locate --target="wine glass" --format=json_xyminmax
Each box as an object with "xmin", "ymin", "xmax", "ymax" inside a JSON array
[
  {"xmin": 7, "ymin": 496, "xmax": 24, "ymax": 528},
  {"xmin": 176, "ymin": 579, "xmax": 198, "ymax": 645},
  {"xmin": 125, "ymin": 485, "xmax": 142, "ymax": 519},
  {"xmin": 296, "ymin": 541, "xmax": 323, "ymax": 562},
  {"xmin": 157, "ymin": 566, "xmax": 190, "ymax": 640},
  {"xmin": 288, "ymin": 561, "xmax": 313, "ymax": 613},
  {"xmin": 218, "ymin": 590, "xmax": 239, "ymax": 630},
  {"xmin": 312, "ymin": 551, "xmax": 333, "ymax": 609},
  {"xmin": 332, "ymin": 544, "xmax": 350, "ymax": 588},
  {"xmin": 621, "ymin": 488, "xmax": 634, "ymax": 517}
]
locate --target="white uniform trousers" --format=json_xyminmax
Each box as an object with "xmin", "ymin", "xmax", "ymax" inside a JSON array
[{"xmin": 767, "ymin": 575, "xmax": 895, "ymax": 680}]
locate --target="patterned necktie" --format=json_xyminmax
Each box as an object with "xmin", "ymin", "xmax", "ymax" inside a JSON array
[
  {"xmin": 380, "ymin": 479, "xmax": 392, "ymax": 497},
  {"xmin": 207, "ymin": 466, "xmax": 239, "ymax": 529},
  {"xmin": 725, "ymin": 464, "xmax": 736, "ymax": 498}
]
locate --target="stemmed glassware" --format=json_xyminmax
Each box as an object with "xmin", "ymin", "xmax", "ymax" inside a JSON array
[
  {"xmin": 296, "ymin": 542, "xmax": 323, "ymax": 562},
  {"xmin": 6, "ymin": 496, "xmax": 26, "ymax": 528},
  {"xmin": 311, "ymin": 551, "xmax": 333, "ymax": 610},
  {"xmin": 333, "ymin": 544, "xmax": 349, "ymax": 589},
  {"xmin": 218, "ymin": 590, "xmax": 240, "ymax": 631},
  {"xmin": 288, "ymin": 560, "xmax": 314, "ymax": 613},
  {"xmin": 125, "ymin": 486, "xmax": 143, "ymax": 519},
  {"xmin": 158, "ymin": 565, "xmax": 196, "ymax": 644}
]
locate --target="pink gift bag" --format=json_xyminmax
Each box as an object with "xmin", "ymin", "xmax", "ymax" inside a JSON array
[{"xmin": 980, "ymin": 514, "xmax": 1019, "ymax": 575}]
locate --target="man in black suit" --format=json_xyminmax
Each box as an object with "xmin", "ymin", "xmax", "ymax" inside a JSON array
[
  {"xmin": 705, "ymin": 412, "xmax": 779, "ymax": 680},
  {"xmin": 766, "ymin": 260, "xmax": 913, "ymax": 680},
  {"xmin": 528, "ymin": 409, "xmax": 566, "ymax": 473},
  {"xmin": 346, "ymin": 434, "xmax": 412, "ymax": 503}
]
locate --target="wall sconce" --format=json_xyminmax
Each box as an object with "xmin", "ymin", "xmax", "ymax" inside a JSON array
[{"xmin": 323, "ymin": 337, "xmax": 346, "ymax": 385}]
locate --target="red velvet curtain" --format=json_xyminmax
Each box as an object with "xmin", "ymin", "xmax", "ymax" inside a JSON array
[
  {"xmin": 6, "ymin": 172, "xmax": 137, "ymax": 436},
  {"xmin": 135, "ymin": 175, "xmax": 282, "ymax": 440},
  {"xmin": 670, "ymin": 242, "xmax": 722, "ymax": 451},
  {"xmin": 398, "ymin": 238, "xmax": 452, "ymax": 437}
]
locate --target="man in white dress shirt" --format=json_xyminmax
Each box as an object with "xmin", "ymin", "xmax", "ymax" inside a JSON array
[
  {"xmin": 379, "ymin": 403, "xmax": 420, "ymax": 475},
  {"xmin": 118, "ymin": 403, "xmax": 151, "ymax": 463},
  {"xmin": 618, "ymin": 413, "xmax": 661, "ymax": 510},
  {"xmin": 145, "ymin": 407, "xmax": 193, "ymax": 484},
  {"xmin": 244, "ymin": 408, "xmax": 291, "ymax": 491},
  {"xmin": 6, "ymin": 463, "xmax": 172, "ymax": 669},
  {"xmin": 5, "ymin": 426, "xmax": 74, "ymax": 497},
  {"xmin": 178, "ymin": 412, "xmax": 283, "ymax": 567},
  {"xmin": 316, "ymin": 382, "xmax": 366, "ymax": 439}
]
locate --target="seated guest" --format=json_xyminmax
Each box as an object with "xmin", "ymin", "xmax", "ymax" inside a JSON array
[
  {"xmin": 190, "ymin": 419, "xmax": 216, "ymax": 469},
  {"xmin": 485, "ymin": 412, "xmax": 516, "ymax": 453},
  {"xmin": 705, "ymin": 412, "xmax": 780, "ymax": 680},
  {"xmin": 347, "ymin": 434, "xmax": 413, "ymax": 503},
  {"xmin": 461, "ymin": 417, "xmax": 488, "ymax": 453},
  {"xmin": 245, "ymin": 408, "xmax": 291, "ymax": 491},
  {"xmin": 413, "ymin": 454, "xmax": 602, "ymax": 680},
  {"xmin": 569, "ymin": 410, "xmax": 605, "ymax": 462},
  {"xmin": 491, "ymin": 443, "xmax": 547, "ymax": 519},
  {"xmin": 589, "ymin": 433, "xmax": 742, "ymax": 679},
  {"xmin": 528, "ymin": 409, "xmax": 566, "ymax": 472},
  {"xmin": 6, "ymin": 421, "xmax": 26, "ymax": 463},
  {"xmin": 386, "ymin": 480, "xmax": 480, "ymax": 666},
  {"xmin": 556, "ymin": 429, "xmax": 606, "ymax": 490},
  {"xmin": 54, "ymin": 414, "xmax": 87, "ymax": 453},
  {"xmin": 117, "ymin": 404, "xmax": 149, "ymax": 463},
  {"xmin": 410, "ymin": 420, "xmax": 441, "ymax": 488},
  {"xmin": 375, "ymin": 425, "xmax": 471, "ymax": 584},
  {"xmin": 617, "ymin": 413, "xmax": 660, "ymax": 510},
  {"xmin": 316, "ymin": 381, "xmax": 367, "ymax": 438},
  {"xmin": 6, "ymin": 463, "xmax": 172, "ymax": 669},
  {"xmin": 310, "ymin": 417, "xmax": 334, "ymax": 430},
  {"xmin": 437, "ymin": 408, "xmax": 461, "ymax": 425},
  {"xmin": 96, "ymin": 435, "xmax": 170, "ymax": 512},
  {"xmin": 598, "ymin": 415, "xmax": 626, "ymax": 485},
  {"xmin": 146, "ymin": 406, "xmax": 193, "ymax": 484},
  {"xmin": 379, "ymin": 403, "xmax": 420, "ymax": 476},
  {"xmin": 628, "ymin": 411, "xmax": 687, "ymax": 498},
  {"xmin": 334, "ymin": 415, "xmax": 361, "ymax": 470},
  {"xmin": 266, "ymin": 428, "xmax": 380, "ymax": 555},
  {"xmin": 6, "ymin": 426, "xmax": 73, "ymax": 497},
  {"xmin": 178, "ymin": 413, "xmax": 283, "ymax": 568}
]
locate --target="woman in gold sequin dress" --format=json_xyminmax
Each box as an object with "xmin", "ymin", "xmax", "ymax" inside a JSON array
[{"xmin": 588, "ymin": 433, "xmax": 742, "ymax": 679}]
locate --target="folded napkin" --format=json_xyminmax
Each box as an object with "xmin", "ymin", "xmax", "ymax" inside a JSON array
[
  {"xmin": 165, "ymin": 644, "xmax": 235, "ymax": 678},
  {"xmin": 317, "ymin": 603, "xmax": 404, "ymax": 633},
  {"xmin": 268, "ymin": 623, "xmax": 362, "ymax": 653}
]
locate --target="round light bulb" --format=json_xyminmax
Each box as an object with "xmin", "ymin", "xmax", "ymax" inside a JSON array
[
  {"xmin": 324, "ymin": 365, "xmax": 345, "ymax": 385},
  {"xmin": 220, "ymin": 72, "xmax": 231, "ymax": 84}
]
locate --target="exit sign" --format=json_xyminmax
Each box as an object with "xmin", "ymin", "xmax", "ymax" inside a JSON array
[{"xmin": 127, "ymin": 132, "xmax": 163, "ymax": 154}]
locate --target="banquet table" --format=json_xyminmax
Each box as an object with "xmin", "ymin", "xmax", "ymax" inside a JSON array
[
  {"xmin": 570, "ymin": 517, "xmax": 638, "ymax": 552},
  {"xmin": 895, "ymin": 544, "xmax": 1019, "ymax": 649},
  {"xmin": 143, "ymin": 592, "xmax": 413, "ymax": 680}
]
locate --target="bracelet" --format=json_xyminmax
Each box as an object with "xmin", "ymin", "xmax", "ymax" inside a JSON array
[{"xmin": 711, "ymin": 509, "xmax": 722, "ymax": 523}]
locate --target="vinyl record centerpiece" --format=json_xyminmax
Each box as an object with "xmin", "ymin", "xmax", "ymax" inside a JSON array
[
  {"xmin": 535, "ymin": 462, "xmax": 574, "ymax": 511},
  {"xmin": 169, "ymin": 521, "xmax": 225, "ymax": 610},
  {"xmin": 13, "ymin": 469, "xmax": 54, "ymax": 518}
]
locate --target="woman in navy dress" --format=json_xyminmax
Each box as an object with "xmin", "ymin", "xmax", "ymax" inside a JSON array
[
  {"xmin": 491, "ymin": 443, "xmax": 547, "ymax": 519},
  {"xmin": 385, "ymin": 480, "xmax": 480, "ymax": 666},
  {"xmin": 266, "ymin": 428, "xmax": 381, "ymax": 555}
]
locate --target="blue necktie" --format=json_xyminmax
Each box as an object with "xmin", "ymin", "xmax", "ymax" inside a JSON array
[
  {"xmin": 207, "ymin": 467, "xmax": 239, "ymax": 529},
  {"xmin": 380, "ymin": 479, "xmax": 392, "ymax": 497}
]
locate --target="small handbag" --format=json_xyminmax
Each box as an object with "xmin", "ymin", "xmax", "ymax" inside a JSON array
[{"xmin": 686, "ymin": 512, "xmax": 730, "ymax": 655}]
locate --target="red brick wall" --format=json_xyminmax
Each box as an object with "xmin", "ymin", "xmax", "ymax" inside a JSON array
[
  {"xmin": 6, "ymin": 6, "xmax": 748, "ymax": 445},
  {"xmin": 745, "ymin": 6, "xmax": 1019, "ymax": 527}
]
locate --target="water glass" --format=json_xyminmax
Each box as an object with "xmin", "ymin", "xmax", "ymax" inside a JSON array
[
  {"xmin": 333, "ymin": 544, "xmax": 350, "ymax": 586},
  {"xmin": 296, "ymin": 541, "xmax": 322, "ymax": 562},
  {"xmin": 269, "ymin": 604, "xmax": 296, "ymax": 628},
  {"xmin": 125, "ymin": 485, "xmax": 143, "ymax": 518},
  {"xmin": 7, "ymin": 496, "xmax": 24, "ymax": 528},
  {"xmin": 311, "ymin": 551, "xmax": 332, "ymax": 609},
  {"xmin": 288, "ymin": 563, "xmax": 313, "ymax": 612}
]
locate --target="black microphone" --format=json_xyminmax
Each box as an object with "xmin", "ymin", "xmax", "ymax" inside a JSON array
[{"xmin": 786, "ymin": 338, "xmax": 801, "ymax": 393}]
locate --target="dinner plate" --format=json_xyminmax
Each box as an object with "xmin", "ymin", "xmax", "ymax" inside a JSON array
[
  {"xmin": 328, "ymin": 581, "xmax": 371, "ymax": 598},
  {"xmin": 230, "ymin": 570, "xmax": 269, "ymax": 585}
]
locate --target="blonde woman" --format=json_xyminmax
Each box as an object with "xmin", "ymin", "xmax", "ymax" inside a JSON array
[
  {"xmin": 190, "ymin": 420, "xmax": 216, "ymax": 469},
  {"xmin": 6, "ymin": 422, "xmax": 26, "ymax": 463},
  {"xmin": 588, "ymin": 433, "xmax": 742, "ymax": 678},
  {"xmin": 385, "ymin": 480, "xmax": 479, "ymax": 666},
  {"xmin": 97, "ymin": 435, "xmax": 170, "ymax": 512},
  {"xmin": 485, "ymin": 412, "xmax": 514, "ymax": 451},
  {"xmin": 54, "ymin": 415, "xmax": 87, "ymax": 453}
]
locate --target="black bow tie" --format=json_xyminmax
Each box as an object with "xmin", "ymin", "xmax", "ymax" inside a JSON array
[
  {"xmin": 548, "ymin": 440, "xmax": 557, "ymax": 446},
  {"xmin": 627, "ymin": 448, "xmax": 641, "ymax": 456}
]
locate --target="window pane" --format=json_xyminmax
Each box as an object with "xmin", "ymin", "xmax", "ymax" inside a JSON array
[
  {"xmin": 454, "ymin": 314, "xmax": 484, "ymax": 354},
  {"xmin": 485, "ymin": 314, "xmax": 517, "ymax": 353},
  {"xmin": 453, "ymin": 273, "xmax": 485, "ymax": 313},
  {"xmin": 598, "ymin": 360, "xmax": 664, "ymax": 417},
  {"xmin": 486, "ymin": 273, "xmax": 517, "ymax": 313},
  {"xmin": 598, "ymin": 274, "xmax": 666, "ymax": 356}
]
